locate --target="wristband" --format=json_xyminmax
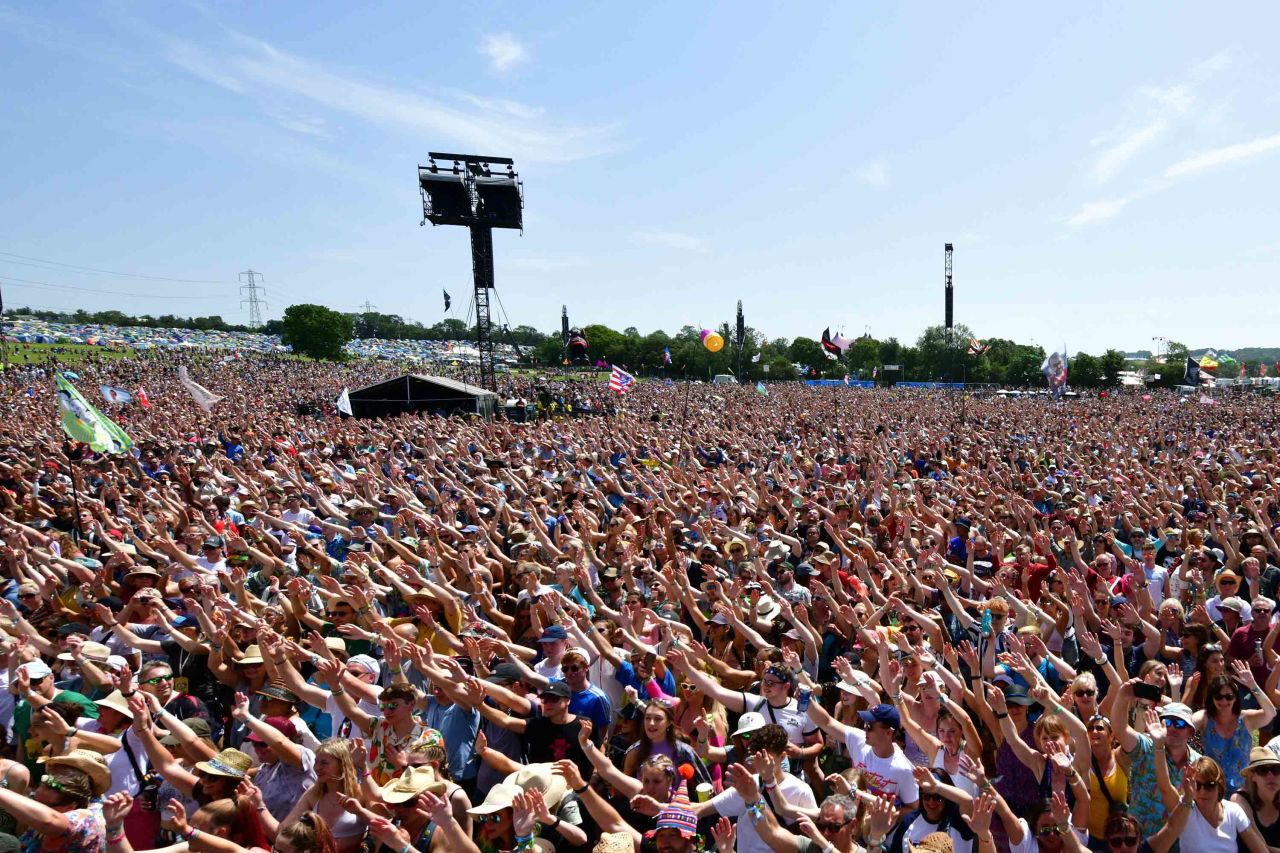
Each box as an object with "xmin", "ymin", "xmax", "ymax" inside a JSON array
[
  {"xmin": 106, "ymin": 832, "xmax": 127, "ymax": 846},
  {"xmin": 105, "ymin": 824, "xmax": 125, "ymax": 837},
  {"xmin": 572, "ymin": 783, "xmax": 590, "ymax": 795},
  {"xmin": 186, "ymin": 828, "xmax": 201, "ymax": 842},
  {"xmin": 397, "ymin": 845, "xmax": 412, "ymax": 853},
  {"xmin": 1093, "ymin": 656, "xmax": 1106, "ymax": 666},
  {"xmin": 547, "ymin": 816, "xmax": 562, "ymax": 831},
  {"xmin": 331, "ymin": 686, "xmax": 345, "ymax": 696},
  {"xmin": 996, "ymin": 712, "xmax": 1009, "ymax": 719}
]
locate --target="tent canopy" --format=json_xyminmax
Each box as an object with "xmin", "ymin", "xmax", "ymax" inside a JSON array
[{"xmin": 345, "ymin": 374, "xmax": 498, "ymax": 419}]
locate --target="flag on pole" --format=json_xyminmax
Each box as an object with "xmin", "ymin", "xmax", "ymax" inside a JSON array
[
  {"xmin": 607, "ymin": 365, "xmax": 636, "ymax": 394},
  {"xmin": 1199, "ymin": 353, "xmax": 1219, "ymax": 373},
  {"xmin": 56, "ymin": 374, "xmax": 133, "ymax": 454},
  {"xmin": 820, "ymin": 328, "xmax": 841, "ymax": 358},
  {"xmin": 1183, "ymin": 356, "xmax": 1202, "ymax": 386},
  {"xmin": 336, "ymin": 387, "xmax": 353, "ymax": 416},
  {"xmin": 99, "ymin": 386, "xmax": 133, "ymax": 405},
  {"xmin": 663, "ymin": 347, "xmax": 672, "ymax": 365},
  {"xmin": 1239, "ymin": 363, "xmax": 1247, "ymax": 378},
  {"xmin": 443, "ymin": 289, "xmax": 452, "ymax": 311},
  {"xmin": 756, "ymin": 381, "xmax": 768, "ymax": 396},
  {"xmin": 1262, "ymin": 364, "xmax": 1269, "ymax": 378},
  {"xmin": 967, "ymin": 338, "xmax": 990, "ymax": 356},
  {"xmin": 137, "ymin": 388, "xmax": 151, "ymax": 409},
  {"xmin": 1042, "ymin": 350, "xmax": 1068, "ymax": 393},
  {"xmin": 751, "ymin": 352, "xmax": 761, "ymax": 363},
  {"xmin": 178, "ymin": 366, "xmax": 222, "ymax": 412}
]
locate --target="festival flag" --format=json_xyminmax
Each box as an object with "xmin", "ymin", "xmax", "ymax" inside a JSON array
[
  {"xmin": 1262, "ymin": 364, "xmax": 1269, "ymax": 378},
  {"xmin": 751, "ymin": 352, "xmax": 761, "ymax": 363},
  {"xmin": 663, "ymin": 347, "xmax": 672, "ymax": 365},
  {"xmin": 821, "ymin": 328, "xmax": 842, "ymax": 358},
  {"xmin": 178, "ymin": 366, "xmax": 222, "ymax": 413},
  {"xmin": 1239, "ymin": 363, "xmax": 1247, "ymax": 378},
  {"xmin": 336, "ymin": 388, "xmax": 353, "ymax": 416},
  {"xmin": 872, "ymin": 366, "xmax": 880, "ymax": 379},
  {"xmin": 1199, "ymin": 353, "xmax": 1219, "ymax": 373},
  {"xmin": 443, "ymin": 289, "xmax": 451, "ymax": 311},
  {"xmin": 1042, "ymin": 349, "xmax": 1069, "ymax": 392},
  {"xmin": 967, "ymin": 339, "xmax": 990, "ymax": 356},
  {"xmin": 99, "ymin": 386, "xmax": 133, "ymax": 405},
  {"xmin": 756, "ymin": 381, "xmax": 768, "ymax": 396},
  {"xmin": 843, "ymin": 374, "xmax": 850, "ymax": 385},
  {"xmin": 56, "ymin": 374, "xmax": 133, "ymax": 454},
  {"xmin": 136, "ymin": 388, "xmax": 151, "ymax": 409},
  {"xmin": 607, "ymin": 365, "xmax": 636, "ymax": 394},
  {"xmin": 1183, "ymin": 356, "xmax": 1202, "ymax": 386}
]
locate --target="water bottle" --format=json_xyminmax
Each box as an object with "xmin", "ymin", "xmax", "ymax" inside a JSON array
[
  {"xmin": 796, "ymin": 686, "xmax": 812, "ymax": 713},
  {"xmin": 981, "ymin": 608, "xmax": 993, "ymax": 638}
]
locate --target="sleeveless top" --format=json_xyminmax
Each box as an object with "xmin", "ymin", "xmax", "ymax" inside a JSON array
[{"xmin": 1202, "ymin": 716, "xmax": 1253, "ymax": 791}]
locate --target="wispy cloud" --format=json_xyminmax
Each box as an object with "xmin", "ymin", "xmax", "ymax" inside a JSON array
[
  {"xmin": 852, "ymin": 159, "xmax": 889, "ymax": 187},
  {"xmin": 1066, "ymin": 197, "xmax": 1132, "ymax": 227},
  {"xmin": 479, "ymin": 33, "xmax": 529, "ymax": 74},
  {"xmin": 1164, "ymin": 132, "xmax": 1280, "ymax": 179},
  {"xmin": 150, "ymin": 28, "xmax": 612, "ymax": 163},
  {"xmin": 631, "ymin": 230, "xmax": 710, "ymax": 253}
]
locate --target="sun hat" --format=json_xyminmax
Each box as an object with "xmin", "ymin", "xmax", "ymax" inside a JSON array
[
  {"xmin": 1159, "ymin": 702, "xmax": 1195, "ymax": 727},
  {"xmin": 237, "ymin": 645, "xmax": 265, "ymax": 665},
  {"xmin": 194, "ymin": 748, "xmax": 254, "ymax": 779},
  {"xmin": 94, "ymin": 690, "xmax": 134, "ymax": 720},
  {"xmin": 256, "ymin": 683, "xmax": 299, "ymax": 705},
  {"xmin": 732, "ymin": 711, "xmax": 767, "ymax": 737},
  {"xmin": 161, "ymin": 717, "xmax": 212, "ymax": 746},
  {"xmin": 382, "ymin": 765, "xmax": 447, "ymax": 802},
  {"xmin": 1243, "ymin": 747, "xmax": 1280, "ymax": 774},
  {"xmin": 467, "ymin": 782, "xmax": 524, "ymax": 815},
  {"xmin": 46, "ymin": 749, "xmax": 111, "ymax": 796},
  {"xmin": 504, "ymin": 763, "xmax": 567, "ymax": 811},
  {"xmin": 909, "ymin": 832, "xmax": 955, "ymax": 853}
]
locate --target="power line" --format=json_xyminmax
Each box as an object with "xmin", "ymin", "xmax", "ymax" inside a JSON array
[
  {"xmin": 0, "ymin": 275, "xmax": 221, "ymax": 300},
  {"xmin": 358, "ymin": 299, "xmax": 377, "ymax": 313},
  {"xmin": 239, "ymin": 270, "xmax": 267, "ymax": 329},
  {"xmin": 0, "ymin": 250, "xmax": 230, "ymax": 284}
]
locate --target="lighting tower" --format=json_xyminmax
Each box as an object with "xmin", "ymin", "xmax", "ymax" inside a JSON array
[
  {"xmin": 418, "ymin": 153, "xmax": 524, "ymax": 391},
  {"xmin": 944, "ymin": 244, "xmax": 954, "ymax": 331},
  {"xmin": 239, "ymin": 270, "xmax": 267, "ymax": 329}
]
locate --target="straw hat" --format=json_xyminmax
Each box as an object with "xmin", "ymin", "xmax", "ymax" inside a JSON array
[
  {"xmin": 94, "ymin": 690, "xmax": 134, "ymax": 720},
  {"xmin": 593, "ymin": 833, "xmax": 633, "ymax": 853},
  {"xmin": 504, "ymin": 763, "xmax": 567, "ymax": 811},
  {"xmin": 467, "ymin": 782, "xmax": 524, "ymax": 816},
  {"xmin": 381, "ymin": 766, "xmax": 446, "ymax": 803},
  {"xmin": 194, "ymin": 748, "xmax": 253, "ymax": 779},
  {"xmin": 237, "ymin": 645, "xmax": 265, "ymax": 665},
  {"xmin": 46, "ymin": 749, "xmax": 111, "ymax": 796},
  {"xmin": 1244, "ymin": 747, "xmax": 1280, "ymax": 774}
]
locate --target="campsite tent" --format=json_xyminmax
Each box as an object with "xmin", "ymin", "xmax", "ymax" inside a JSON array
[{"xmin": 345, "ymin": 374, "xmax": 498, "ymax": 419}]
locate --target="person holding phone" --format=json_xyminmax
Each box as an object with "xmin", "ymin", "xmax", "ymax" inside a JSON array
[{"xmin": 1111, "ymin": 679, "xmax": 1203, "ymax": 834}]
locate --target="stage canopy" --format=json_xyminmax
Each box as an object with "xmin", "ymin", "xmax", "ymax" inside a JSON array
[{"xmin": 345, "ymin": 374, "xmax": 498, "ymax": 419}]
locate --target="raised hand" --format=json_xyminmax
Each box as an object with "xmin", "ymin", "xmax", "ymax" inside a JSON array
[
  {"xmin": 710, "ymin": 817, "xmax": 737, "ymax": 853},
  {"xmin": 963, "ymin": 788, "xmax": 997, "ymax": 835},
  {"xmin": 102, "ymin": 792, "xmax": 134, "ymax": 825}
]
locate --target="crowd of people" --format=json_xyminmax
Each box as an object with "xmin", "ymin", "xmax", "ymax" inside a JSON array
[{"xmin": 2, "ymin": 349, "xmax": 1280, "ymax": 853}]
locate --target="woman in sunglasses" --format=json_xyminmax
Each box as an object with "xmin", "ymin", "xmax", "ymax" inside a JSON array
[
  {"xmin": 1148, "ymin": 757, "xmax": 1267, "ymax": 853},
  {"xmin": 1232, "ymin": 747, "xmax": 1280, "ymax": 849},
  {"xmin": 1191, "ymin": 664, "xmax": 1276, "ymax": 792},
  {"xmin": 1100, "ymin": 813, "xmax": 1143, "ymax": 853},
  {"xmin": 1082, "ymin": 715, "xmax": 1128, "ymax": 844}
]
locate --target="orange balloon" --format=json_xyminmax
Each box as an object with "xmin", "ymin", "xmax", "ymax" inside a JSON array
[{"xmin": 704, "ymin": 332, "xmax": 724, "ymax": 353}]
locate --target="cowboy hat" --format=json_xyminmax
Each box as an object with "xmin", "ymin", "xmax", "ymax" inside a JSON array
[
  {"xmin": 46, "ymin": 749, "xmax": 111, "ymax": 796},
  {"xmin": 382, "ymin": 765, "xmax": 447, "ymax": 803},
  {"xmin": 194, "ymin": 749, "xmax": 253, "ymax": 779}
]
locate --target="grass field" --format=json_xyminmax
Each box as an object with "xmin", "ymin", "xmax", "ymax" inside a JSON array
[{"xmin": 1, "ymin": 342, "xmax": 136, "ymax": 366}]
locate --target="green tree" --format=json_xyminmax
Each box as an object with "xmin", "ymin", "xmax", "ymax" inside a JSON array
[
  {"xmin": 1100, "ymin": 349, "xmax": 1126, "ymax": 387},
  {"xmin": 1070, "ymin": 353, "xmax": 1102, "ymax": 388},
  {"xmin": 280, "ymin": 304, "xmax": 354, "ymax": 361},
  {"xmin": 787, "ymin": 337, "xmax": 828, "ymax": 375},
  {"xmin": 915, "ymin": 324, "xmax": 974, "ymax": 382}
]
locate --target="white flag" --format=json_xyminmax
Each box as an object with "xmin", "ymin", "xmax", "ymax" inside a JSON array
[
  {"xmin": 178, "ymin": 366, "xmax": 222, "ymax": 413},
  {"xmin": 751, "ymin": 353, "xmax": 761, "ymax": 363},
  {"xmin": 336, "ymin": 387, "xmax": 353, "ymax": 416},
  {"xmin": 99, "ymin": 385, "xmax": 133, "ymax": 405}
]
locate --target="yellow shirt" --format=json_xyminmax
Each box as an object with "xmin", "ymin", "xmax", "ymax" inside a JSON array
[{"xmin": 1087, "ymin": 756, "xmax": 1129, "ymax": 838}]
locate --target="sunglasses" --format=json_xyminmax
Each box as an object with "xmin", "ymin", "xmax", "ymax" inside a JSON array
[
  {"xmin": 1164, "ymin": 718, "xmax": 1191, "ymax": 730},
  {"xmin": 1194, "ymin": 780, "xmax": 1219, "ymax": 791},
  {"xmin": 18, "ymin": 593, "xmax": 38, "ymax": 600},
  {"xmin": 143, "ymin": 674, "xmax": 174, "ymax": 685},
  {"xmin": 762, "ymin": 678, "xmax": 787, "ymax": 688},
  {"xmin": 561, "ymin": 665, "xmax": 584, "ymax": 674},
  {"xmin": 1074, "ymin": 689, "xmax": 1096, "ymax": 698},
  {"xmin": 1088, "ymin": 725, "xmax": 1110, "ymax": 734},
  {"xmin": 816, "ymin": 819, "xmax": 851, "ymax": 833},
  {"xmin": 379, "ymin": 701, "xmax": 404, "ymax": 711},
  {"xmin": 1036, "ymin": 826, "xmax": 1062, "ymax": 838},
  {"xmin": 921, "ymin": 792, "xmax": 944, "ymax": 802},
  {"xmin": 1107, "ymin": 838, "xmax": 1139, "ymax": 849},
  {"xmin": 1253, "ymin": 766, "xmax": 1280, "ymax": 777},
  {"xmin": 1214, "ymin": 693, "xmax": 1237, "ymax": 702},
  {"xmin": 474, "ymin": 813, "xmax": 505, "ymax": 824}
]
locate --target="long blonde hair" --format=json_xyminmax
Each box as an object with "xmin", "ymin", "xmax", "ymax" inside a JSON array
[{"xmin": 315, "ymin": 737, "xmax": 359, "ymax": 797}]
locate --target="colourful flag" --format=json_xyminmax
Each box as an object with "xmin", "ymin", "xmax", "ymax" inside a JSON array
[
  {"xmin": 663, "ymin": 347, "xmax": 672, "ymax": 365},
  {"xmin": 178, "ymin": 366, "xmax": 222, "ymax": 412},
  {"xmin": 756, "ymin": 381, "xmax": 768, "ymax": 396},
  {"xmin": 1199, "ymin": 353, "xmax": 1219, "ymax": 372},
  {"xmin": 967, "ymin": 339, "xmax": 990, "ymax": 356},
  {"xmin": 1183, "ymin": 357, "xmax": 1202, "ymax": 385},
  {"xmin": 607, "ymin": 365, "xmax": 636, "ymax": 394},
  {"xmin": 100, "ymin": 385, "xmax": 133, "ymax": 405},
  {"xmin": 56, "ymin": 374, "xmax": 133, "ymax": 454},
  {"xmin": 1262, "ymin": 364, "xmax": 1269, "ymax": 378},
  {"xmin": 137, "ymin": 388, "xmax": 151, "ymax": 409}
]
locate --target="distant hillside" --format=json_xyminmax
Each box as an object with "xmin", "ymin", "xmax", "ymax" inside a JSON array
[{"xmin": 1124, "ymin": 348, "xmax": 1280, "ymax": 363}]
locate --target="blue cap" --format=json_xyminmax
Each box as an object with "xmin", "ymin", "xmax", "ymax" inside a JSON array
[
  {"xmin": 538, "ymin": 625, "xmax": 569, "ymax": 643},
  {"xmin": 462, "ymin": 525, "xmax": 480, "ymax": 534},
  {"xmin": 857, "ymin": 703, "xmax": 901, "ymax": 729}
]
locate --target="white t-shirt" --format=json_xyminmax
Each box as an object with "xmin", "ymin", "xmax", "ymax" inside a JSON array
[
  {"xmin": 907, "ymin": 813, "xmax": 973, "ymax": 853},
  {"xmin": 325, "ymin": 689, "xmax": 381, "ymax": 737},
  {"xmin": 1179, "ymin": 800, "xmax": 1252, "ymax": 853},
  {"xmin": 711, "ymin": 773, "xmax": 816, "ymax": 853},
  {"xmin": 842, "ymin": 728, "xmax": 920, "ymax": 805},
  {"xmin": 743, "ymin": 693, "xmax": 817, "ymax": 746},
  {"xmin": 1009, "ymin": 819, "xmax": 1088, "ymax": 853}
]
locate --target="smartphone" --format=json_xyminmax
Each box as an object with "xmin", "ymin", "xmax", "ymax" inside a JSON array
[{"xmin": 1132, "ymin": 682, "xmax": 1161, "ymax": 703}]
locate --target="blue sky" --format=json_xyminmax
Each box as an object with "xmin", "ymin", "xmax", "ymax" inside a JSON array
[{"xmin": 2, "ymin": 3, "xmax": 1280, "ymax": 355}]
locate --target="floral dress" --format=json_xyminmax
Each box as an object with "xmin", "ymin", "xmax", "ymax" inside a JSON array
[
  {"xmin": 1202, "ymin": 715, "xmax": 1254, "ymax": 792},
  {"xmin": 22, "ymin": 802, "xmax": 105, "ymax": 853}
]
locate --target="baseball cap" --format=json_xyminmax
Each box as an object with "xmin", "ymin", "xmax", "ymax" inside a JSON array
[
  {"xmin": 857, "ymin": 704, "xmax": 902, "ymax": 729},
  {"xmin": 732, "ymin": 712, "xmax": 767, "ymax": 737},
  {"xmin": 540, "ymin": 681, "xmax": 572, "ymax": 700},
  {"xmin": 538, "ymin": 625, "xmax": 569, "ymax": 643},
  {"xmin": 246, "ymin": 716, "xmax": 298, "ymax": 744},
  {"xmin": 1159, "ymin": 703, "xmax": 1194, "ymax": 726}
]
